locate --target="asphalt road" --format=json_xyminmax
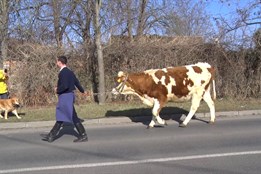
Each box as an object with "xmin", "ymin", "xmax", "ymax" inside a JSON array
[{"xmin": 0, "ymin": 115, "xmax": 261, "ymax": 174}]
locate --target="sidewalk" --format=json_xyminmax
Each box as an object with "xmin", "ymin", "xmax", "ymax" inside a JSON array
[{"xmin": 0, "ymin": 109, "xmax": 261, "ymax": 130}]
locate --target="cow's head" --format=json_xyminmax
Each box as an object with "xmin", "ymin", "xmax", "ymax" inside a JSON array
[{"xmin": 112, "ymin": 71, "xmax": 136, "ymax": 95}]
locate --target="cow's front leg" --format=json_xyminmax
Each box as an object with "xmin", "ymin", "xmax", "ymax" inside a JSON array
[
  {"xmin": 148, "ymin": 116, "xmax": 157, "ymax": 128},
  {"xmin": 180, "ymin": 95, "xmax": 202, "ymax": 127},
  {"xmin": 150, "ymin": 99, "xmax": 166, "ymax": 127}
]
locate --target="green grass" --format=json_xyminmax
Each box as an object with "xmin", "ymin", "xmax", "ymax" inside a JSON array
[{"xmin": 2, "ymin": 98, "xmax": 261, "ymax": 123}]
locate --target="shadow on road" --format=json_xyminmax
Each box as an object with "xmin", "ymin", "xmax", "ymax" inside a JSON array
[
  {"xmin": 105, "ymin": 106, "xmax": 202, "ymax": 126},
  {"xmin": 56, "ymin": 124, "xmax": 79, "ymax": 139}
]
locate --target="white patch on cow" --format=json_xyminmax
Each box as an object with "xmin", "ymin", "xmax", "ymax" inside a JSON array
[
  {"xmin": 150, "ymin": 72, "xmax": 161, "ymax": 84},
  {"xmin": 161, "ymin": 76, "xmax": 166, "ymax": 85},
  {"xmin": 144, "ymin": 69, "xmax": 168, "ymax": 86},
  {"xmin": 165, "ymin": 76, "xmax": 176, "ymax": 98},
  {"xmin": 183, "ymin": 78, "xmax": 187, "ymax": 85},
  {"xmin": 144, "ymin": 69, "xmax": 158, "ymax": 76},
  {"xmin": 186, "ymin": 63, "xmax": 211, "ymax": 88},
  {"xmin": 169, "ymin": 76, "xmax": 176, "ymax": 85},
  {"xmin": 162, "ymin": 68, "xmax": 168, "ymax": 72},
  {"xmin": 141, "ymin": 95, "xmax": 154, "ymax": 107}
]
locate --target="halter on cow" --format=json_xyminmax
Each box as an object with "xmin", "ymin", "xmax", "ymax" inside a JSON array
[{"xmin": 112, "ymin": 62, "xmax": 216, "ymax": 128}]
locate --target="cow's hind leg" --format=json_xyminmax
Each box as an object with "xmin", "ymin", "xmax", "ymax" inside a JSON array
[
  {"xmin": 148, "ymin": 99, "xmax": 166, "ymax": 128},
  {"xmin": 203, "ymin": 90, "xmax": 215, "ymax": 124},
  {"xmin": 180, "ymin": 95, "xmax": 202, "ymax": 127}
]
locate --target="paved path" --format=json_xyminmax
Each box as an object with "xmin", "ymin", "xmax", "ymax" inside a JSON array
[{"xmin": 0, "ymin": 109, "xmax": 260, "ymax": 130}]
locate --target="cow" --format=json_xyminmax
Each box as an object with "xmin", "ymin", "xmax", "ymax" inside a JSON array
[{"xmin": 112, "ymin": 62, "xmax": 216, "ymax": 128}]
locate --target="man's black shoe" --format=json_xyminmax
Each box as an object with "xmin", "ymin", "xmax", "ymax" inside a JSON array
[
  {"xmin": 73, "ymin": 134, "xmax": 88, "ymax": 143},
  {"xmin": 40, "ymin": 133, "xmax": 55, "ymax": 143},
  {"xmin": 40, "ymin": 133, "xmax": 49, "ymax": 139}
]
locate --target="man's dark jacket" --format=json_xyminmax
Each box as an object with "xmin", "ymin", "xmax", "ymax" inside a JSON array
[{"xmin": 57, "ymin": 67, "xmax": 84, "ymax": 95}]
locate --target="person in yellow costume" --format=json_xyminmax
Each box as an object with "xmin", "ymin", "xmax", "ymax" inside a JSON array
[{"xmin": 0, "ymin": 68, "xmax": 9, "ymax": 99}]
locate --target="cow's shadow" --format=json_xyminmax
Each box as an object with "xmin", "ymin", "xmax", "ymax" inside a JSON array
[{"xmin": 105, "ymin": 106, "xmax": 207, "ymax": 127}]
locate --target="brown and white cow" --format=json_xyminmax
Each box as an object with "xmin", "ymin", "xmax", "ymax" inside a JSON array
[{"xmin": 112, "ymin": 62, "xmax": 216, "ymax": 128}]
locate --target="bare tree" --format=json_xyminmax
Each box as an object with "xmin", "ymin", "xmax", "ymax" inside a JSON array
[
  {"xmin": 103, "ymin": 0, "xmax": 168, "ymax": 40},
  {"xmin": 213, "ymin": 0, "xmax": 261, "ymax": 45},
  {"xmin": 161, "ymin": 0, "xmax": 213, "ymax": 37},
  {"xmin": 73, "ymin": 0, "xmax": 93, "ymax": 46},
  {"xmin": 35, "ymin": 0, "xmax": 77, "ymax": 48}
]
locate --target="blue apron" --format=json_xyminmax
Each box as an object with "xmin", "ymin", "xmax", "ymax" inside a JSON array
[{"xmin": 56, "ymin": 92, "xmax": 76, "ymax": 123}]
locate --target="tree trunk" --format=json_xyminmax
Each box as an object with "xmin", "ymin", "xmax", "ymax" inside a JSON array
[
  {"xmin": 94, "ymin": 0, "xmax": 105, "ymax": 104},
  {"xmin": 136, "ymin": 0, "xmax": 147, "ymax": 39},
  {"xmin": 126, "ymin": 0, "xmax": 133, "ymax": 42},
  {"xmin": 52, "ymin": 0, "xmax": 63, "ymax": 48},
  {"xmin": 0, "ymin": 0, "xmax": 9, "ymax": 67}
]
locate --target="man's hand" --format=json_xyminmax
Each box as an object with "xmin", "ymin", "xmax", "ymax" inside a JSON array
[{"xmin": 83, "ymin": 91, "xmax": 90, "ymax": 96}]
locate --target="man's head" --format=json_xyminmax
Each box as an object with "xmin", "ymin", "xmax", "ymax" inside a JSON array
[{"xmin": 56, "ymin": 56, "xmax": 67, "ymax": 68}]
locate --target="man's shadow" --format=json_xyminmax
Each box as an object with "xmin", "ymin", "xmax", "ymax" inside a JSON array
[{"xmin": 105, "ymin": 106, "xmax": 207, "ymax": 127}]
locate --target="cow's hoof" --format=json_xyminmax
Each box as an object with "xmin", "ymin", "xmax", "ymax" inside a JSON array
[
  {"xmin": 164, "ymin": 121, "xmax": 168, "ymax": 126},
  {"xmin": 147, "ymin": 126, "xmax": 153, "ymax": 129},
  {"xmin": 179, "ymin": 123, "xmax": 187, "ymax": 128}
]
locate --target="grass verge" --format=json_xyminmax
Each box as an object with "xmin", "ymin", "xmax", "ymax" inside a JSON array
[{"xmin": 2, "ymin": 98, "xmax": 261, "ymax": 123}]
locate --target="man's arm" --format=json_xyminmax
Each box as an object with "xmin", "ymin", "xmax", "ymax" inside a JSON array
[{"xmin": 74, "ymin": 76, "xmax": 85, "ymax": 93}]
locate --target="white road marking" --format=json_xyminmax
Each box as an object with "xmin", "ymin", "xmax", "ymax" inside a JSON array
[{"xmin": 1, "ymin": 150, "xmax": 261, "ymax": 173}]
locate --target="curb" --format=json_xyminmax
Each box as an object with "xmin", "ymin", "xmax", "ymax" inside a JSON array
[{"xmin": 0, "ymin": 110, "xmax": 261, "ymax": 130}]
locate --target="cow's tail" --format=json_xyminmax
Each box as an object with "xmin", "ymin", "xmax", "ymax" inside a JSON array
[
  {"xmin": 208, "ymin": 66, "xmax": 216, "ymax": 100},
  {"xmin": 212, "ymin": 79, "xmax": 216, "ymax": 100}
]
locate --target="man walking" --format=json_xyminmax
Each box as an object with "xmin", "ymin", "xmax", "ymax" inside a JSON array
[{"xmin": 41, "ymin": 56, "xmax": 88, "ymax": 143}]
